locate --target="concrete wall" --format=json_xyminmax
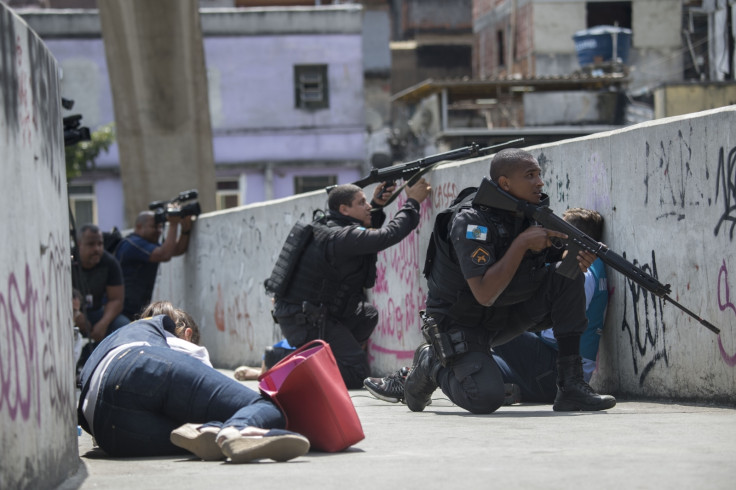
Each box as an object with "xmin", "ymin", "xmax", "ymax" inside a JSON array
[
  {"xmin": 0, "ymin": 6, "xmax": 79, "ymax": 490},
  {"xmin": 157, "ymin": 105, "xmax": 736, "ymax": 403}
]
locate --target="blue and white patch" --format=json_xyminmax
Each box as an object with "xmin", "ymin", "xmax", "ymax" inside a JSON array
[
  {"xmin": 356, "ymin": 226, "xmax": 366, "ymax": 231},
  {"xmin": 465, "ymin": 224, "xmax": 488, "ymax": 241}
]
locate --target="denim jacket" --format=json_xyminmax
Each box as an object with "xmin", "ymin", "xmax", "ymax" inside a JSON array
[{"xmin": 77, "ymin": 315, "xmax": 177, "ymax": 432}]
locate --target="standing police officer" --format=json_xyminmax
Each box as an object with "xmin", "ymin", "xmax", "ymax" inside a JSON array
[
  {"xmin": 272, "ymin": 179, "xmax": 431, "ymax": 389},
  {"xmin": 404, "ymin": 148, "xmax": 616, "ymax": 413}
]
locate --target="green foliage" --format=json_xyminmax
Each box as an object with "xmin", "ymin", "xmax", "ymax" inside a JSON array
[{"xmin": 65, "ymin": 123, "xmax": 116, "ymax": 179}]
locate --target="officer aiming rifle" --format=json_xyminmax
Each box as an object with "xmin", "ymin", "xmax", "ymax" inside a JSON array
[{"xmin": 473, "ymin": 177, "xmax": 721, "ymax": 335}]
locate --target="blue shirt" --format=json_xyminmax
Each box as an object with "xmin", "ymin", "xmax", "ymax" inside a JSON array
[
  {"xmin": 579, "ymin": 258, "xmax": 608, "ymax": 361},
  {"xmin": 115, "ymin": 234, "xmax": 159, "ymax": 318}
]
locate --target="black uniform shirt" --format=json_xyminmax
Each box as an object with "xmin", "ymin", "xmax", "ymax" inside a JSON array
[
  {"xmin": 449, "ymin": 206, "xmax": 507, "ymax": 281},
  {"xmin": 327, "ymin": 198, "xmax": 421, "ymax": 263}
]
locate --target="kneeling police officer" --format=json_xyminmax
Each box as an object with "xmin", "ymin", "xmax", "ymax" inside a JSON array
[{"xmin": 270, "ymin": 179, "xmax": 431, "ymax": 389}]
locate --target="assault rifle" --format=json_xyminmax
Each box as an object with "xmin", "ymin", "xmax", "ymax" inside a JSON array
[
  {"xmin": 327, "ymin": 138, "xmax": 524, "ymax": 208},
  {"xmin": 473, "ymin": 177, "xmax": 721, "ymax": 335}
]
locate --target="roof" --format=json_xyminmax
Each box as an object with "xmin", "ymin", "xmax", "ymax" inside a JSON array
[{"xmin": 391, "ymin": 74, "xmax": 629, "ymax": 104}]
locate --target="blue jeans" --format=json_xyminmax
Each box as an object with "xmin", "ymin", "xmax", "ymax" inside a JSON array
[
  {"xmin": 492, "ymin": 332, "xmax": 558, "ymax": 403},
  {"xmin": 93, "ymin": 345, "xmax": 284, "ymax": 457},
  {"xmin": 86, "ymin": 307, "xmax": 131, "ymax": 337}
]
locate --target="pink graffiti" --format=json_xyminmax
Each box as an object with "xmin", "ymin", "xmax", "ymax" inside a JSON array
[
  {"xmin": 16, "ymin": 35, "xmax": 22, "ymax": 65},
  {"xmin": 0, "ymin": 266, "xmax": 37, "ymax": 422},
  {"xmin": 716, "ymin": 259, "xmax": 736, "ymax": 366},
  {"xmin": 366, "ymin": 339, "xmax": 414, "ymax": 361},
  {"xmin": 214, "ymin": 285, "xmax": 256, "ymax": 351},
  {"xmin": 433, "ymin": 181, "xmax": 459, "ymax": 210},
  {"xmin": 226, "ymin": 291, "xmax": 255, "ymax": 351},
  {"xmin": 368, "ymin": 192, "xmax": 436, "ymax": 359},
  {"xmin": 374, "ymin": 262, "xmax": 388, "ymax": 294},
  {"xmin": 371, "ymin": 219, "xmax": 427, "ymax": 354},
  {"xmin": 0, "ymin": 233, "xmax": 75, "ymax": 424},
  {"xmin": 393, "ymin": 192, "xmax": 433, "ymax": 230}
]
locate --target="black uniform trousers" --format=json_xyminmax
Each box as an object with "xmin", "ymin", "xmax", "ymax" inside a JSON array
[
  {"xmin": 431, "ymin": 264, "xmax": 586, "ymax": 414},
  {"xmin": 275, "ymin": 302, "xmax": 378, "ymax": 390}
]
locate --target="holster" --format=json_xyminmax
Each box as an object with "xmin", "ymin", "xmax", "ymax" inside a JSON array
[
  {"xmin": 301, "ymin": 301, "xmax": 327, "ymax": 339},
  {"xmin": 420, "ymin": 310, "xmax": 468, "ymax": 367}
]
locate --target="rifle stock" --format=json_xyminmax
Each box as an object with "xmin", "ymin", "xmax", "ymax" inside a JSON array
[{"xmin": 473, "ymin": 177, "xmax": 720, "ymax": 335}]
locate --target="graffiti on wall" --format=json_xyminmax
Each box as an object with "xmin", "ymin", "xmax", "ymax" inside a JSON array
[
  {"xmin": 714, "ymin": 145, "xmax": 736, "ymax": 240},
  {"xmin": 619, "ymin": 250, "xmax": 669, "ymax": 386},
  {"xmin": 214, "ymin": 285, "xmax": 256, "ymax": 352},
  {"xmin": 369, "ymin": 196, "xmax": 431, "ymax": 361},
  {"xmin": 645, "ymin": 128, "xmax": 700, "ymax": 211},
  {"xmin": 0, "ymin": 232, "xmax": 74, "ymax": 424},
  {"xmin": 0, "ymin": 19, "xmax": 64, "ymax": 195},
  {"xmin": 717, "ymin": 259, "xmax": 736, "ymax": 366}
]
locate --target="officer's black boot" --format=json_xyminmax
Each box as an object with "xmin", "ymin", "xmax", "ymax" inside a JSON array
[
  {"xmin": 553, "ymin": 355, "xmax": 616, "ymax": 411},
  {"xmin": 404, "ymin": 344, "xmax": 440, "ymax": 412}
]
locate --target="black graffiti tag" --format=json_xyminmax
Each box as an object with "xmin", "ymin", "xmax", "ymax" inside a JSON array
[
  {"xmin": 714, "ymin": 145, "xmax": 736, "ymax": 240},
  {"xmin": 620, "ymin": 250, "xmax": 669, "ymax": 386}
]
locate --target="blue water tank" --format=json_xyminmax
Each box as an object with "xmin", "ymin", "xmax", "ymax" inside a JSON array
[{"xmin": 573, "ymin": 25, "xmax": 632, "ymax": 66}]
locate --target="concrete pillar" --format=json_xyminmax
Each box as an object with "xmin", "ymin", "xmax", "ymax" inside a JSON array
[{"xmin": 97, "ymin": 0, "xmax": 216, "ymax": 226}]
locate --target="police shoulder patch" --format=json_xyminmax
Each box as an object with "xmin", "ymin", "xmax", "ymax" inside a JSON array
[
  {"xmin": 466, "ymin": 224, "xmax": 488, "ymax": 241},
  {"xmin": 471, "ymin": 247, "xmax": 490, "ymax": 265}
]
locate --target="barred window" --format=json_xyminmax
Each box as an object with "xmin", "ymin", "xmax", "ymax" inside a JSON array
[{"xmin": 294, "ymin": 64, "xmax": 329, "ymax": 110}]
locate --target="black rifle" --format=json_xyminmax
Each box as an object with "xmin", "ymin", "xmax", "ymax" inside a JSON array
[
  {"xmin": 473, "ymin": 177, "xmax": 720, "ymax": 335},
  {"xmin": 327, "ymin": 138, "xmax": 524, "ymax": 209}
]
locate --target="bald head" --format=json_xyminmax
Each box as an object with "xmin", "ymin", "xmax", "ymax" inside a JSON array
[{"xmin": 135, "ymin": 211, "xmax": 162, "ymax": 243}]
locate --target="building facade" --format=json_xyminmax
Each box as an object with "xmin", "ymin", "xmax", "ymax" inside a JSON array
[{"xmin": 20, "ymin": 5, "xmax": 369, "ymax": 231}]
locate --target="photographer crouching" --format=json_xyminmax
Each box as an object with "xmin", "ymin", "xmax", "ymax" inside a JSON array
[{"xmin": 114, "ymin": 190, "xmax": 200, "ymax": 320}]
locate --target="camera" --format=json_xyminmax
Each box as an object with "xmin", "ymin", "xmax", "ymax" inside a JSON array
[
  {"xmin": 62, "ymin": 98, "xmax": 91, "ymax": 147},
  {"xmin": 149, "ymin": 189, "xmax": 201, "ymax": 224}
]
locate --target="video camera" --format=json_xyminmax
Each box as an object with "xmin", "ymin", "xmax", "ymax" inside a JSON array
[
  {"xmin": 149, "ymin": 189, "xmax": 201, "ymax": 225},
  {"xmin": 62, "ymin": 98, "xmax": 91, "ymax": 147}
]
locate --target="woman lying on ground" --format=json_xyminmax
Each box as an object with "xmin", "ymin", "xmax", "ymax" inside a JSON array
[{"xmin": 77, "ymin": 300, "xmax": 309, "ymax": 463}]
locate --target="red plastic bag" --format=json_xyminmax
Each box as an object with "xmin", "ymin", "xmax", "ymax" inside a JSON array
[{"xmin": 258, "ymin": 340, "xmax": 365, "ymax": 452}]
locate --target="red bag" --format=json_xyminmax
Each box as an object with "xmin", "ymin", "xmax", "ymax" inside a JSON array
[{"xmin": 258, "ymin": 340, "xmax": 365, "ymax": 452}]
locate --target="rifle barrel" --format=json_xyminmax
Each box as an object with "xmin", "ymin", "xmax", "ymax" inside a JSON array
[{"xmin": 663, "ymin": 295, "xmax": 720, "ymax": 334}]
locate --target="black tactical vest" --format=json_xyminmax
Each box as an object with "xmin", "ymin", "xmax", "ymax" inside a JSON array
[
  {"xmin": 278, "ymin": 217, "xmax": 376, "ymax": 320},
  {"xmin": 424, "ymin": 187, "xmax": 551, "ymax": 321}
]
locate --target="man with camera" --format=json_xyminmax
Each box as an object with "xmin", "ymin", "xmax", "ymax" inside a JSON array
[{"xmin": 114, "ymin": 209, "xmax": 194, "ymax": 320}]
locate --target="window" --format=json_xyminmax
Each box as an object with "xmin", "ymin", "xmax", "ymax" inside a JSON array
[
  {"xmin": 586, "ymin": 1, "xmax": 632, "ymax": 29},
  {"xmin": 68, "ymin": 183, "xmax": 96, "ymax": 227},
  {"xmin": 294, "ymin": 175, "xmax": 336, "ymax": 194},
  {"xmin": 497, "ymin": 30, "xmax": 505, "ymax": 67},
  {"xmin": 216, "ymin": 179, "xmax": 241, "ymax": 210},
  {"xmin": 294, "ymin": 64, "xmax": 329, "ymax": 110}
]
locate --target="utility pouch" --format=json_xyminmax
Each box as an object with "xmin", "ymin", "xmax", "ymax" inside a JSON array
[{"xmin": 420, "ymin": 310, "xmax": 468, "ymax": 367}]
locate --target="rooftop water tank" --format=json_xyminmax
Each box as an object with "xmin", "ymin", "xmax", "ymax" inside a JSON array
[{"xmin": 573, "ymin": 25, "xmax": 632, "ymax": 66}]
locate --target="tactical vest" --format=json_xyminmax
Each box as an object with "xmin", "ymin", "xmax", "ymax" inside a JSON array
[
  {"xmin": 424, "ymin": 187, "xmax": 550, "ymax": 321},
  {"xmin": 278, "ymin": 217, "xmax": 376, "ymax": 320}
]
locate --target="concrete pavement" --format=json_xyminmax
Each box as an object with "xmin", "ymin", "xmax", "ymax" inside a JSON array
[{"xmin": 57, "ymin": 371, "xmax": 736, "ymax": 490}]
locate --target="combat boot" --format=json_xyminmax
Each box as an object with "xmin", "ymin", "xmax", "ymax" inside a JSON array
[
  {"xmin": 404, "ymin": 344, "xmax": 440, "ymax": 412},
  {"xmin": 553, "ymin": 355, "xmax": 616, "ymax": 411}
]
